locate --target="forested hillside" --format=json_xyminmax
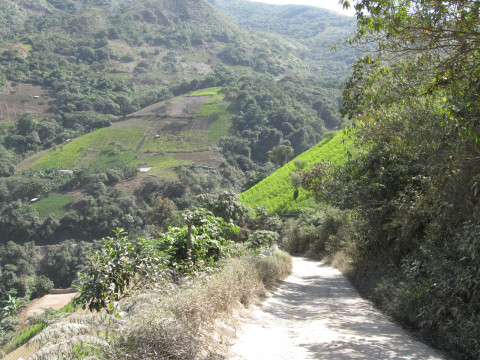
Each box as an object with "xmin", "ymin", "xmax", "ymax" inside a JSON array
[
  {"xmin": 2, "ymin": 0, "xmax": 479, "ymax": 358},
  {"xmin": 0, "ymin": 0, "xmax": 354, "ymax": 245}
]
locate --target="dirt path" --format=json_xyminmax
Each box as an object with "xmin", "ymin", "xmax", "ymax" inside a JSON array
[
  {"xmin": 19, "ymin": 292, "xmax": 78, "ymax": 324},
  {"xmin": 229, "ymin": 257, "xmax": 447, "ymax": 360}
]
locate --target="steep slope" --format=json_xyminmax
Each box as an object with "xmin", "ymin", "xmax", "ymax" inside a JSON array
[
  {"xmin": 239, "ymin": 132, "xmax": 355, "ymax": 214},
  {"xmin": 0, "ymin": 0, "xmax": 358, "ymax": 246},
  {"xmin": 208, "ymin": 0, "xmax": 355, "ymax": 39}
]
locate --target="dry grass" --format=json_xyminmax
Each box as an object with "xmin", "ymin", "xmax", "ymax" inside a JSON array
[
  {"xmin": 24, "ymin": 250, "xmax": 292, "ymax": 360},
  {"xmin": 103, "ymin": 250, "xmax": 291, "ymax": 360}
]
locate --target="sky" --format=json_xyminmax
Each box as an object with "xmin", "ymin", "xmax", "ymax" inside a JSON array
[{"xmin": 247, "ymin": 0, "xmax": 356, "ymax": 16}]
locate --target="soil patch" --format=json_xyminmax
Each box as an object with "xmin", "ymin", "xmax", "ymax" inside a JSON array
[{"xmin": 19, "ymin": 293, "xmax": 79, "ymax": 325}]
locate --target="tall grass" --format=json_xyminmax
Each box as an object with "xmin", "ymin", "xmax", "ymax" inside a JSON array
[{"xmin": 104, "ymin": 250, "xmax": 292, "ymax": 360}]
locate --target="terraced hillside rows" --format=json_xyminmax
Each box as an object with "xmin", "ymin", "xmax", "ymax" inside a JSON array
[
  {"xmin": 239, "ymin": 132, "xmax": 356, "ymax": 214},
  {"xmin": 17, "ymin": 87, "xmax": 230, "ymax": 177}
]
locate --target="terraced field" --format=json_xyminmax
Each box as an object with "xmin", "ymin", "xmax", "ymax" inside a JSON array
[
  {"xmin": 239, "ymin": 132, "xmax": 356, "ymax": 214},
  {"xmin": 17, "ymin": 87, "xmax": 231, "ymax": 176}
]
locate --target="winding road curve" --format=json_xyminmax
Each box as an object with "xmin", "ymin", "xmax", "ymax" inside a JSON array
[{"xmin": 229, "ymin": 257, "xmax": 447, "ymax": 360}]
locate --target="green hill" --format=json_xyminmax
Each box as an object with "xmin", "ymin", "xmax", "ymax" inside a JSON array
[
  {"xmin": 239, "ymin": 131, "xmax": 355, "ymax": 214},
  {"xmin": 17, "ymin": 87, "xmax": 229, "ymax": 176}
]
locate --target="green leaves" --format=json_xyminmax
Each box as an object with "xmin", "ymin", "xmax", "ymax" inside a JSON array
[{"xmin": 78, "ymin": 210, "xmax": 239, "ymax": 312}]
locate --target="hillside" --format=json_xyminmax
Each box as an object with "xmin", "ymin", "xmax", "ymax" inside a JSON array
[
  {"xmin": 239, "ymin": 131, "xmax": 355, "ymax": 214},
  {"xmin": 0, "ymin": 0, "xmax": 358, "ymax": 246},
  {"xmin": 0, "ymin": 0, "xmax": 361, "ymax": 352},
  {"xmin": 208, "ymin": 0, "xmax": 358, "ymax": 76},
  {"xmin": 17, "ymin": 87, "xmax": 228, "ymax": 176}
]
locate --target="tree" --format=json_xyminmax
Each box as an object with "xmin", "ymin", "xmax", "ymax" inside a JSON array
[
  {"xmin": 145, "ymin": 196, "xmax": 177, "ymax": 228},
  {"xmin": 267, "ymin": 145, "xmax": 294, "ymax": 167},
  {"xmin": 341, "ymin": 0, "xmax": 480, "ymax": 86}
]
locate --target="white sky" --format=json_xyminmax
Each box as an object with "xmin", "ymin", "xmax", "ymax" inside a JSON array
[{"xmin": 247, "ymin": 0, "xmax": 356, "ymax": 16}]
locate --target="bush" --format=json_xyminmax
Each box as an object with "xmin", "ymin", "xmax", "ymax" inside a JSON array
[
  {"xmin": 28, "ymin": 250, "xmax": 292, "ymax": 360},
  {"xmin": 78, "ymin": 209, "xmax": 240, "ymax": 312},
  {"xmin": 246, "ymin": 230, "xmax": 279, "ymax": 249},
  {"xmin": 103, "ymin": 250, "xmax": 292, "ymax": 360},
  {"xmin": 30, "ymin": 275, "xmax": 54, "ymax": 299},
  {"xmin": 281, "ymin": 207, "xmax": 348, "ymax": 256}
]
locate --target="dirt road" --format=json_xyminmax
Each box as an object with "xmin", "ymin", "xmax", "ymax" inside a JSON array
[
  {"xmin": 19, "ymin": 292, "xmax": 78, "ymax": 325},
  {"xmin": 229, "ymin": 257, "xmax": 447, "ymax": 360}
]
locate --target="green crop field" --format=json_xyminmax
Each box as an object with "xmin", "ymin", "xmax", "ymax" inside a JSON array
[
  {"xmin": 189, "ymin": 87, "xmax": 232, "ymax": 143},
  {"xmin": 137, "ymin": 153, "xmax": 192, "ymax": 170},
  {"xmin": 239, "ymin": 131, "xmax": 356, "ymax": 214},
  {"xmin": 28, "ymin": 128, "xmax": 145, "ymax": 170},
  {"xmin": 187, "ymin": 87, "xmax": 222, "ymax": 96},
  {"xmin": 18, "ymin": 88, "xmax": 231, "ymax": 179},
  {"xmin": 140, "ymin": 130, "xmax": 210, "ymax": 152},
  {"xmin": 31, "ymin": 193, "xmax": 78, "ymax": 219},
  {"xmin": 18, "ymin": 42, "xmax": 32, "ymax": 54},
  {"xmin": 209, "ymin": 113, "xmax": 231, "ymax": 143}
]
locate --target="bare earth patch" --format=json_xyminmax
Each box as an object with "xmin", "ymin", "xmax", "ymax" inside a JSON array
[
  {"xmin": 19, "ymin": 293, "xmax": 78, "ymax": 325},
  {"xmin": 182, "ymin": 60, "xmax": 213, "ymax": 75},
  {"xmin": 229, "ymin": 257, "xmax": 448, "ymax": 360}
]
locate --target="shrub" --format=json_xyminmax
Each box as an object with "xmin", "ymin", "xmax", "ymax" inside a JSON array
[
  {"xmin": 246, "ymin": 230, "xmax": 279, "ymax": 249},
  {"xmin": 78, "ymin": 209, "xmax": 239, "ymax": 312},
  {"xmin": 30, "ymin": 275, "xmax": 54, "ymax": 299},
  {"xmin": 103, "ymin": 250, "xmax": 292, "ymax": 360}
]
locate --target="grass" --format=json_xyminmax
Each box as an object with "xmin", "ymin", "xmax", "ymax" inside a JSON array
[
  {"xmin": 27, "ymin": 128, "xmax": 145, "ymax": 170},
  {"xmin": 2, "ymin": 299, "xmax": 78, "ymax": 357},
  {"xmin": 136, "ymin": 153, "xmax": 192, "ymax": 170},
  {"xmin": 103, "ymin": 249, "xmax": 292, "ymax": 360},
  {"xmin": 89, "ymin": 150, "xmax": 138, "ymax": 168},
  {"xmin": 17, "ymin": 43, "xmax": 32, "ymax": 54},
  {"xmin": 239, "ymin": 131, "xmax": 356, "ymax": 214},
  {"xmin": 140, "ymin": 130, "xmax": 210, "ymax": 152},
  {"xmin": 189, "ymin": 87, "xmax": 232, "ymax": 143},
  {"xmin": 1, "ymin": 323, "xmax": 46, "ymax": 355},
  {"xmin": 31, "ymin": 193, "xmax": 78, "ymax": 219},
  {"xmin": 22, "ymin": 249, "xmax": 291, "ymax": 360},
  {"xmin": 209, "ymin": 113, "xmax": 232, "ymax": 144},
  {"xmin": 17, "ymin": 87, "xmax": 230, "ymax": 179},
  {"xmin": 187, "ymin": 87, "xmax": 222, "ymax": 96},
  {"xmin": 182, "ymin": 54, "xmax": 208, "ymax": 62}
]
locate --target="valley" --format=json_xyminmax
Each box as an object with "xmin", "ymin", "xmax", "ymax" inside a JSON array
[{"xmin": 0, "ymin": 0, "xmax": 479, "ymax": 359}]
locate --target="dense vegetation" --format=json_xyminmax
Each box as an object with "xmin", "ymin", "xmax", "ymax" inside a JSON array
[
  {"xmin": 277, "ymin": 1, "xmax": 479, "ymax": 358},
  {"xmin": 4, "ymin": 202, "xmax": 291, "ymax": 359},
  {"xmin": 0, "ymin": 2, "xmax": 356, "ymax": 337},
  {"xmin": 0, "ymin": 0, "xmax": 354, "ymax": 248},
  {"xmin": 3, "ymin": 0, "xmax": 479, "ymax": 357}
]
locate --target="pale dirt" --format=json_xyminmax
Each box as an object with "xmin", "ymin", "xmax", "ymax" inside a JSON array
[
  {"xmin": 228, "ymin": 257, "xmax": 447, "ymax": 360},
  {"xmin": 19, "ymin": 292, "xmax": 79, "ymax": 325}
]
